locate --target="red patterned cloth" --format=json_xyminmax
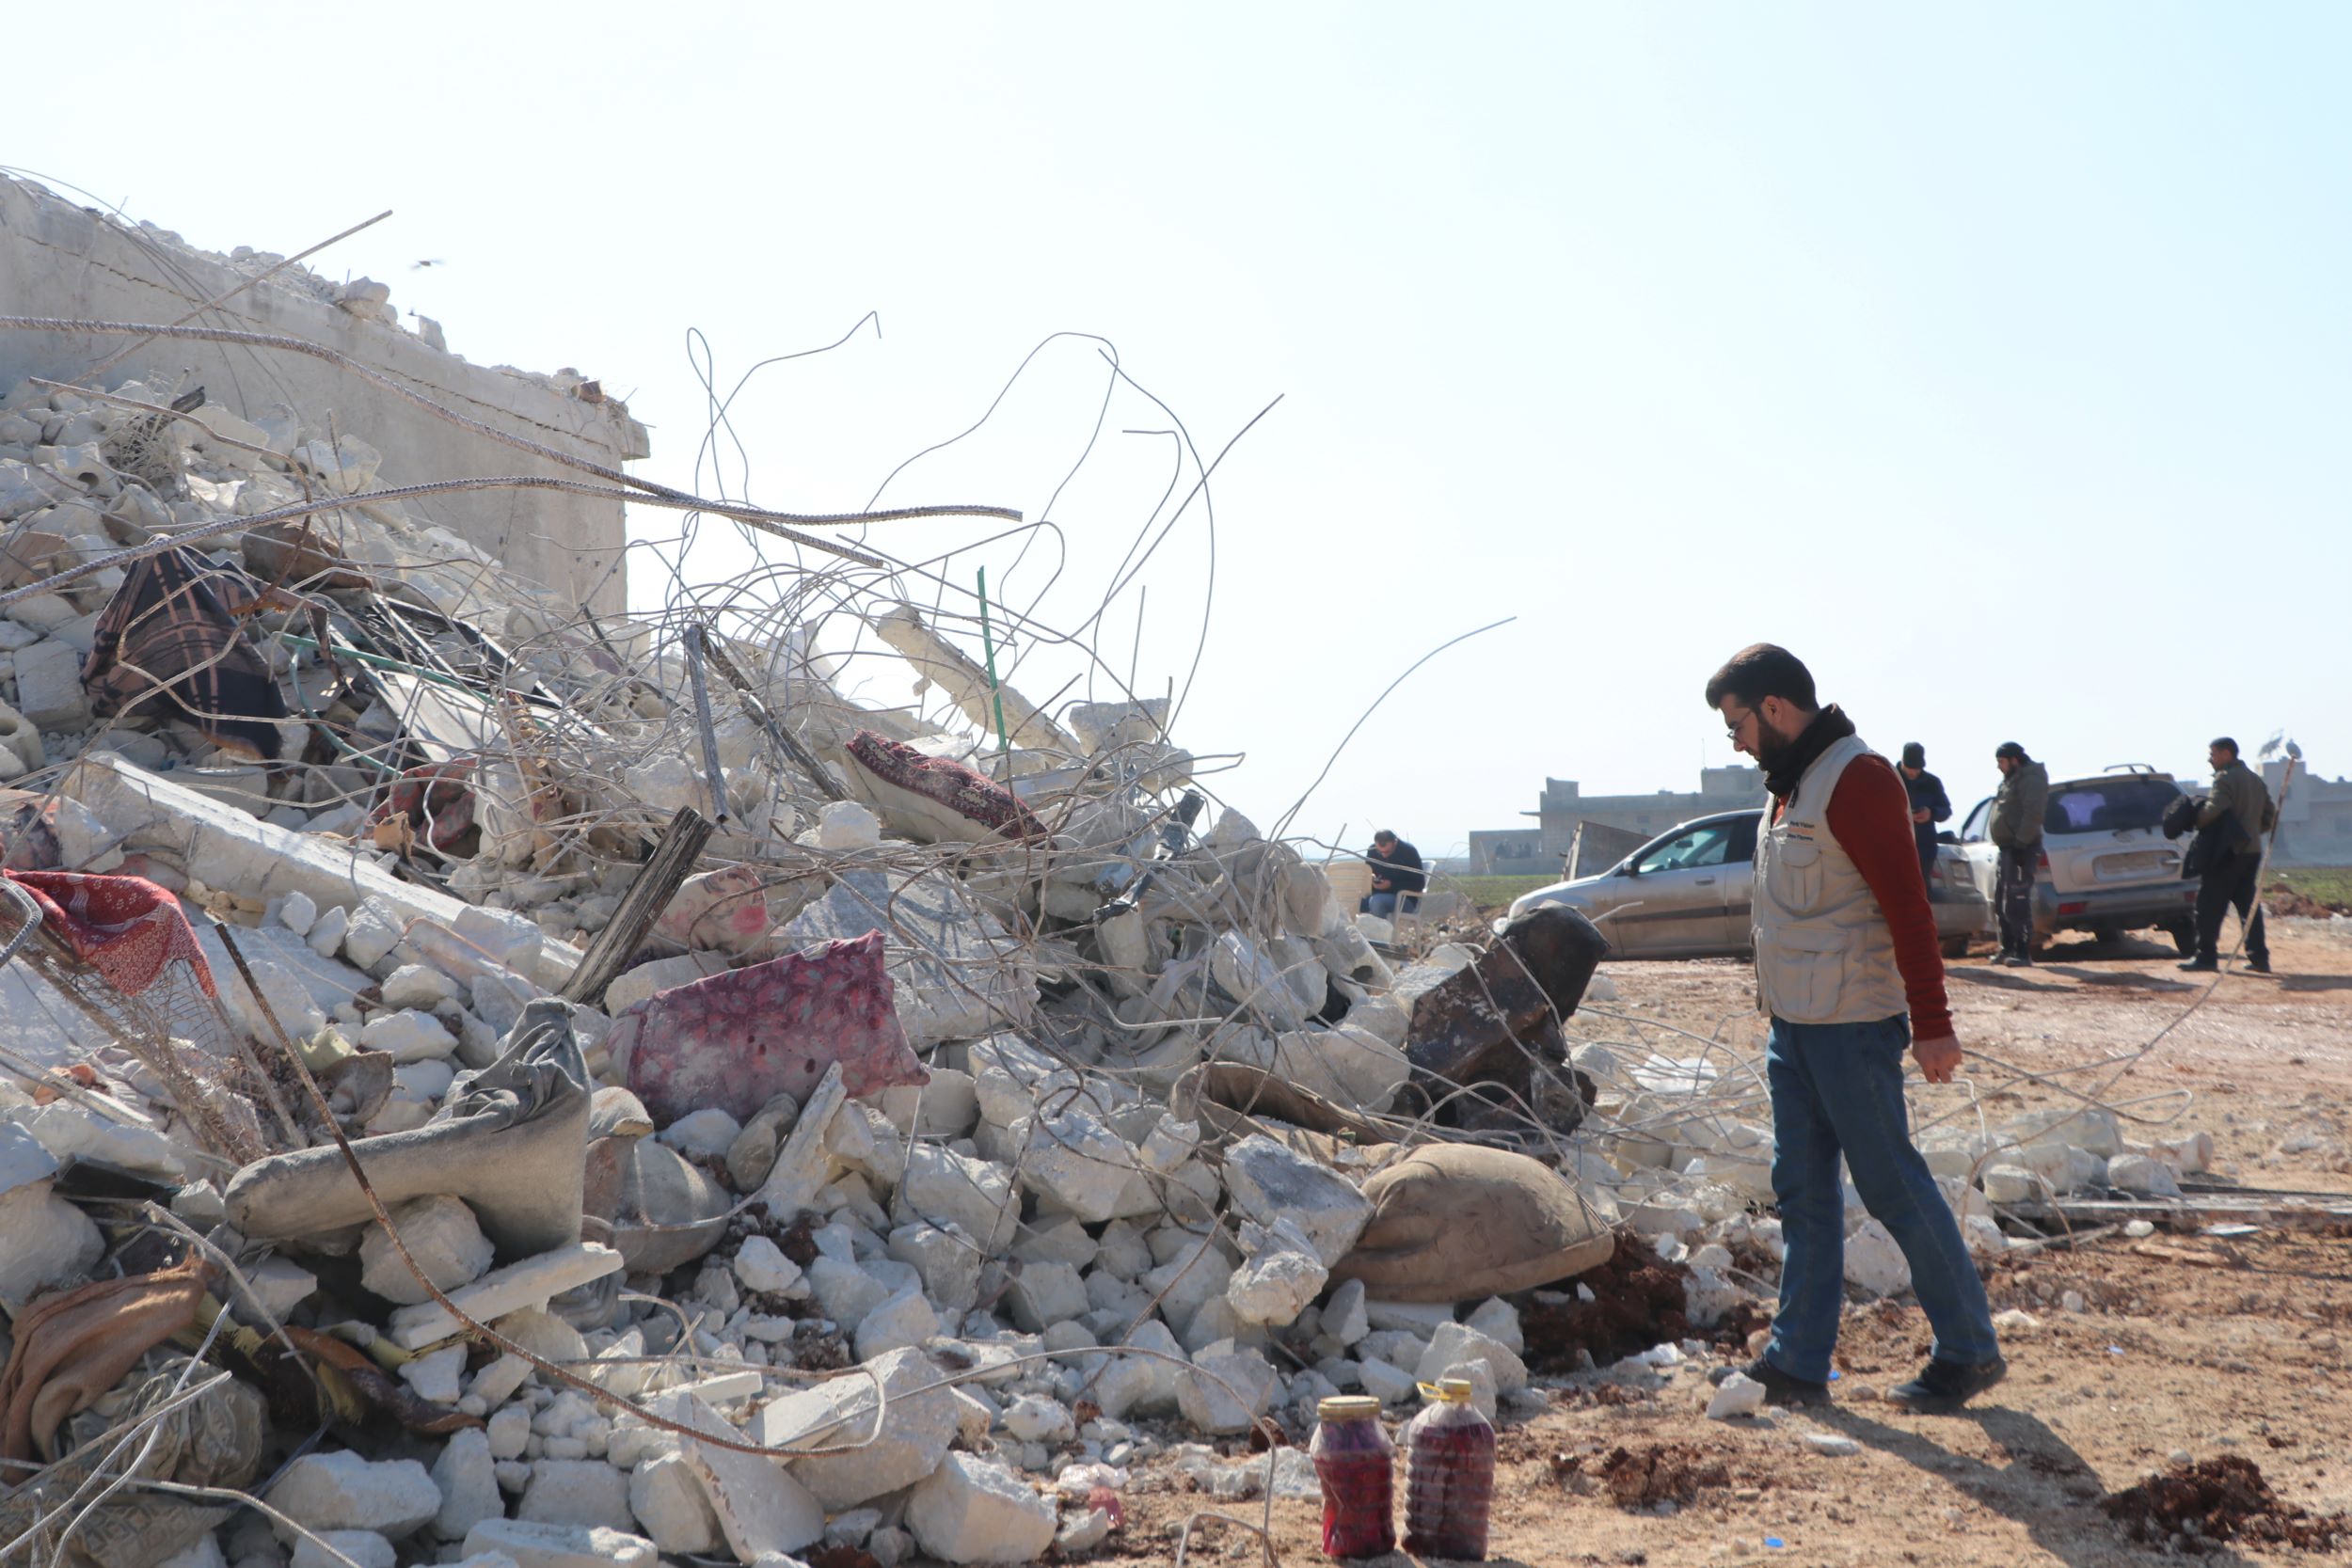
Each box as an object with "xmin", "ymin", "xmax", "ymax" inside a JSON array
[
  {"xmin": 6, "ymin": 871, "xmax": 217, "ymax": 998},
  {"xmin": 609, "ymin": 929, "xmax": 927, "ymax": 1125},
  {"xmin": 844, "ymin": 729, "xmax": 1049, "ymax": 842}
]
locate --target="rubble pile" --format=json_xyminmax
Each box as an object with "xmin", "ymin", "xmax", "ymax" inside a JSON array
[
  {"xmin": 0, "ymin": 362, "xmax": 1652, "ymax": 1568},
  {"xmin": 0, "ymin": 292, "xmax": 2228, "ymax": 1568}
]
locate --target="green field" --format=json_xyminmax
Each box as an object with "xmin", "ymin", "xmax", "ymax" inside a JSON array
[
  {"xmin": 2269, "ymin": 866, "xmax": 2352, "ymax": 912},
  {"xmin": 1438, "ymin": 874, "xmax": 1558, "ymax": 911}
]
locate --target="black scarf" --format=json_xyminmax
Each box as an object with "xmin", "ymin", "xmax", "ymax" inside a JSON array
[{"xmin": 1762, "ymin": 705, "xmax": 1858, "ymax": 800}]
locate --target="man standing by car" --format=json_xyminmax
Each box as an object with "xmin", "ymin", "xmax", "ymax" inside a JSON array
[
  {"xmin": 1899, "ymin": 742, "xmax": 1952, "ymax": 885},
  {"xmin": 1988, "ymin": 742, "xmax": 2048, "ymax": 967},
  {"xmin": 1705, "ymin": 643, "xmax": 2004, "ymax": 1414},
  {"xmin": 2184, "ymin": 736, "xmax": 2275, "ymax": 974},
  {"xmin": 1360, "ymin": 830, "xmax": 1426, "ymax": 920}
]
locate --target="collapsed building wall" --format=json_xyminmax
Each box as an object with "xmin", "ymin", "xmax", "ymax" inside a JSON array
[{"xmin": 0, "ymin": 172, "xmax": 646, "ymax": 618}]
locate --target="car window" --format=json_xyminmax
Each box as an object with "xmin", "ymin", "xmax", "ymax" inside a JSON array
[
  {"xmin": 1961, "ymin": 798, "xmax": 1993, "ymax": 843},
  {"xmin": 1632, "ymin": 823, "xmax": 1734, "ymax": 874},
  {"xmin": 2045, "ymin": 779, "xmax": 2180, "ymax": 834},
  {"xmin": 1723, "ymin": 813, "xmax": 1760, "ymax": 862}
]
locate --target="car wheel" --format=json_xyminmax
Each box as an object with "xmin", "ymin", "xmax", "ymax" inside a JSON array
[{"xmin": 1940, "ymin": 934, "xmax": 1971, "ymax": 959}]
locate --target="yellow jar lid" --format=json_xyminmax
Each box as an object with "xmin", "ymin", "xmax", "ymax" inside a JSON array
[
  {"xmin": 1318, "ymin": 1395, "xmax": 1384, "ymax": 1420},
  {"xmin": 1421, "ymin": 1378, "xmax": 1477, "ymax": 1402}
]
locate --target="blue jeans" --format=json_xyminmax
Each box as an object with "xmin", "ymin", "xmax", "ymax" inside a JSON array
[
  {"xmin": 1361, "ymin": 891, "xmax": 1416, "ymax": 919},
  {"xmin": 1763, "ymin": 1014, "xmax": 1999, "ymax": 1383}
]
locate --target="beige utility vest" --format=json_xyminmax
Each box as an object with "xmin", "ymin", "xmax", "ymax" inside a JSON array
[{"xmin": 1753, "ymin": 732, "xmax": 1909, "ymax": 1025}]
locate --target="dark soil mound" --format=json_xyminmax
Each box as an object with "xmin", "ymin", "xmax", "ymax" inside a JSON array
[{"xmin": 2102, "ymin": 1454, "xmax": 2352, "ymax": 1551}]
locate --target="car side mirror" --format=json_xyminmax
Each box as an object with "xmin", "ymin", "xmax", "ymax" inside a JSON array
[{"xmin": 1621, "ymin": 863, "xmax": 1640, "ymax": 878}]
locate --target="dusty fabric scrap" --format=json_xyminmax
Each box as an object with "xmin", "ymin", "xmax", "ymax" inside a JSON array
[{"xmin": 0, "ymin": 1255, "xmax": 213, "ymax": 1464}]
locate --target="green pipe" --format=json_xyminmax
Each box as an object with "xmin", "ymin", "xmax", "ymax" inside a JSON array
[{"xmin": 976, "ymin": 567, "xmax": 1011, "ymax": 754}]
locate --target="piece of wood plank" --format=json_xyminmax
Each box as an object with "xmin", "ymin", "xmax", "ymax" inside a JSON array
[{"xmin": 559, "ymin": 805, "xmax": 715, "ymax": 1007}]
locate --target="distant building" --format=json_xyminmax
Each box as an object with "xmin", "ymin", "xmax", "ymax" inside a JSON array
[
  {"xmin": 2266, "ymin": 758, "xmax": 2352, "ymax": 866},
  {"xmin": 1468, "ymin": 766, "xmax": 1767, "ymax": 875}
]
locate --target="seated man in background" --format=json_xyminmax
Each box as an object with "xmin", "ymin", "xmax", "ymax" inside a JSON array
[{"xmin": 1361, "ymin": 830, "xmax": 1425, "ymax": 919}]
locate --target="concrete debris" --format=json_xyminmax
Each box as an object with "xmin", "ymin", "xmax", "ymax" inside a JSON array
[{"xmin": 0, "ymin": 176, "xmax": 2238, "ymax": 1568}]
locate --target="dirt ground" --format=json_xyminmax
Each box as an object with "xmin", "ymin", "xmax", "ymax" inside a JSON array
[{"xmin": 1099, "ymin": 919, "xmax": 2352, "ymax": 1568}]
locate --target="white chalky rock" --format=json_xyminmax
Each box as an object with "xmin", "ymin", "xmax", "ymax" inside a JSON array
[
  {"xmin": 1138, "ymin": 1238, "xmax": 1233, "ymax": 1330},
  {"xmin": 360, "ymin": 1194, "xmax": 495, "ymax": 1306},
  {"xmin": 1465, "ymin": 1297, "xmax": 1525, "ymax": 1356},
  {"xmin": 269, "ymin": 1451, "xmax": 442, "ymax": 1540},
  {"xmin": 1324, "ymin": 1278, "xmax": 1372, "ymax": 1346},
  {"xmin": 1010, "ymin": 1107, "xmax": 1138, "ymax": 1224},
  {"xmin": 1057, "ymin": 1506, "xmax": 1115, "ymax": 1557},
  {"xmin": 432, "ymin": 1428, "xmax": 503, "ymax": 1540},
  {"xmin": 732, "ymin": 1236, "xmax": 803, "ymax": 1296},
  {"xmin": 307, "ymin": 903, "xmax": 351, "ymax": 959},
  {"xmin": 628, "ymin": 1451, "xmax": 720, "ymax": 1554},
  {"xmin": 2106, "ymin": 1153, "xmax": 2183, "ymax": 1197},
  {"xmin": 462, "ymin": 1519, "xmax": 659, "ymax": 1568},
  {"xmin": 904, "ymin": 1452, "xmax": 1058, "ymax": 1565},
  {"xmin": 1220, "ymin": 1136, "xmax": 1372, "ymax": 1267},
  {"xmin": 23, "ymin": 1104, "xmax": 186, "ymax": 1180},
  {"xmin": 1706, "ymin": 1371, "xmax": 1767, "ymax": 1420},
  {"xmin": 1434, "ymin": 1359, "xmax": 1500, "ymax": 1421},
  {"xmin": 517, "ymin": 1460, "xmax": 633, "ymax": 1533},
  {"xmin": 1178, "ymin": 1346, "xmax": 1279, "ymax": 1434},
  {"xmin": 389, "ymin": 1244, "xmax": 622, "ymax": 1350},
  {"xmin": 487, "ymin": 1405, "xmax": 532, "ymax": 1461},
  {"xmin": 1226, "ymin": 1243, "xmax": 1327, "ymax": 1326},
  {"xmin": 1804, "ymin": 1432, "xmax": 1861, "ymax": 1457},
  {"xmin": 1007, "ymin": 1260, "xmax": 1090, "ymax": 1333},
  {"xmin": 1842, "ymin": 1219, "xmax": 1912, "ymax": 1297},
  {"xmin": 754, "ymin": 1346, "xmax": 960, "ymax": 1511},
  {"xmin": 887, "ymin": 1222, "xmax": 983, "ymax": 1315},
  {"xmin": 342, "ymin": 898, "xmax": 406, "ymax": 971},
  {"xmin": 815, "ymin": 800, "xmax": 883, "ymax": 849},
  {"xmin": 895, "ymin": 1144, "xmax": 1021, "ymax": 1253},
  {"xmin": 1415, "ymin": 1322, "xmax": 1527, "ymax": 1394},
  {"xmin": 278, "ymin": 889, "xmax": 320, "ymax": 937},
  {"xmin": 0, "ymin": 1164, "xmax": 103, "ymax": 1314},
  {"xmin": 360, "ymin": 1007, "xmax": 458, "ymax": 1063},
  {"xmin": 2001, "ymin": 1107, "xmax": 2122, "ymax": 1157},
  {"xmin": 1092, "ymin": 1319, "xmax": 1185, "ymax": 1418},
  {"xmin": 856, "ymin": 1287, "xmax": 942, "ymax": 1361},
  {"xmin": 1981, "ymin": 1164, "xmax": 2042, "ymax": 1205},
  {"xmin": 1357, "ymin": 1357, "xmax": 1419, "ymax": 1404},
  {"xmin": 658, "ymin": 1390, "xmax": 826, "ymax": 1560},
  {"xmin": 807, "ymin": 1254, "xmax": 891, "ymax": 1332},
  {"xmin": 1962, "ymin": 1214, "xmax": 2010, "ymax": 1259},
  {"xmin": 401, "ymin": 1343, "xmax": 468, "ymax": 1405},
  {"xmin": 381, "ymin": 962, "xmax": 461, "ymax": 1010},
  {"xmin": 291, "ymin": 1531, "xmax": 395, "ymax": 1568},
  {"xmin": 970, "ymin": 1034, "xmax": 1082, "ymax": 1130},
  {"xmin": 2153, "ymin": 1130, "xmax": 2215, "ymax": 1174},
  {"xmin": 1002, "ymin": 1394, "xmax": 1075, "ymax": 1444},
  {"xmin": 659, "ymin": 1107, "xmax": 743, "ymax": 1161}
]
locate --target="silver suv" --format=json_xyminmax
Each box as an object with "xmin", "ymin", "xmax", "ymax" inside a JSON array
[
  {"xmin": 1953, "ymin": 768, "xmax": 2201, "ymax": 954},
  {"xmin": 1504, "ymin": 808, "xmax": 1990, "ymax": 959}
]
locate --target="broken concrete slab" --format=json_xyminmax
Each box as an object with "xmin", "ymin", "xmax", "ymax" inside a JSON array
[
  {"xmin": 783, "ymin": 869, "xmax": 1036, "ymax": 1049},
  {"xmin": 752, "ymin": 1346, "xmax": 960, "ymax": 1512},
  {"xmin": 1218, "ymin": 1135, "xmax": 1372, "ymax": 1268},
  {"xmin": 903, "ymin": 1451, "xmax": 1059, "ymax": 1565},
  {"xmin": 387, "ymin": 1243, "xmax": 623, "ymax": 1350}
]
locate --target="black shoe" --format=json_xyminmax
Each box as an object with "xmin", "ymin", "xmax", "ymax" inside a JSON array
[
  {"xmin": 2249, "ymin": 958, "xmax": 2273, "ymax": 974},
  {"xmin": 1887, "ymin": 1355, "xmax": 2008, "ymax": 1414},
  {"xmin": 2179, "ymin": 958, "xmax": 2220, "ymax": 973},
  {"xmin": 1721, "ymin": 1356, "xmax": 1831, "ymax": 1407}
]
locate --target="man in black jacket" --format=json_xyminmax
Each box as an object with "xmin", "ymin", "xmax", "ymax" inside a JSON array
[
  {"xmin": 1361, "ymin": 831, "xmax": 1426, "ymax": 919},
  {"xmin": 1899, "ymin": 742, "xmax": 1952, "ymax": 885}
]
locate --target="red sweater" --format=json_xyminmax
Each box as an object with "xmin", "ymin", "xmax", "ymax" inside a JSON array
[{"xmin": 1771, "ymin": 752, "xmax": 1955, "ymax": 1042}]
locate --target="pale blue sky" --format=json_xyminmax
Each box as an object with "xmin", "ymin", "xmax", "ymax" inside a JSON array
[{"xmin": 12, "ymin": 5, "xmax": 2346, "ymax": 858}]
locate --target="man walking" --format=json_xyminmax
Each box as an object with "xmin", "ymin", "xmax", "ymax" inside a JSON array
[
  {"xmin": 1987, "ymin": 741, "xmax": 2048, "ymax": 967},
  {"xmin": 2183, "ymin": 736, "xmax": 2275, "ymax": 974},
  {"xmin": 1899, "ymin": 742, "xmax": 1952, "ymax": 885},
  {"xmin": 1706, "ymin": 643, "xmax": 2003, "ymax": 1414},
  {"xmin": 1360, "ymin": 830, "xmax": 1425, "ymax": 920}
]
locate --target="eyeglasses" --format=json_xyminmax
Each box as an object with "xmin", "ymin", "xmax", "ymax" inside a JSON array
[{"xmin": 1724, "ymin": 708, "xmax": 1755, "ymax": 742}]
